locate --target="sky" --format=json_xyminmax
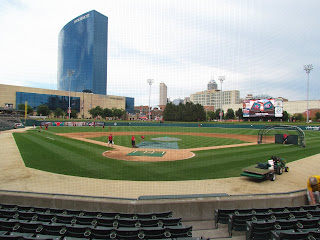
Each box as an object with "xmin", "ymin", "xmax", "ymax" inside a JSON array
[{"xmin": 0, "ymin": 0, "xmax": 319, "ymax": 106}]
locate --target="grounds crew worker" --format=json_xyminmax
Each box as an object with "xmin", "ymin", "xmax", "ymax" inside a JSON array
[{"xmin": 307, "ymin": 176, "xmax": 320, "ymax": 205}]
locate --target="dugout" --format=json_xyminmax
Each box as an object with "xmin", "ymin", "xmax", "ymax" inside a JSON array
[{"xmin": 257, "ymin": 125, "xmax": 306, "ymax": 147}]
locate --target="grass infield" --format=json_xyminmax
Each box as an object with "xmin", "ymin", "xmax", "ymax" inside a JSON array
[{"xmin": 13, "ymin": 126, "xmax": 320, "ymax": 181}]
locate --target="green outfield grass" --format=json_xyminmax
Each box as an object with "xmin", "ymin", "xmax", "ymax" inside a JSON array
[
  {"xmin": 13, "ymin": 126, "xmax": 320, "ymax": 181},
  {"xmin": 90, "ymin": 134, "xmax": 247, "ymax": 149}
]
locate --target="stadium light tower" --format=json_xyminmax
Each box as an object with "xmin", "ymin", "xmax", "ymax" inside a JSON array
[
  {"xmin": 67, "ymin": 69, "xmax": 75, "ymax": 119},
  {"xmin": 218, "ymin": 76, "xmax": 225, "ymax": 122},
  {"xmin": 303, "ymin": 64, "xmax": 313, "ymax": 123},
  {"xmin": 147, "ymin": 79, "xmax": 154, "ymax": 120}
]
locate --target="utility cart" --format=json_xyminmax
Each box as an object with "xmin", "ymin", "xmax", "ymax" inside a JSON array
[{"xmin": 241, "ymin": 156, "xmax": 289, "ymax": 181}]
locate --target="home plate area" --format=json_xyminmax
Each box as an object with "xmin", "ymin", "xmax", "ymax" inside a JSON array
[{"xmin": 126, "ymin": 150, "xmax": 166, "ymax": 157}]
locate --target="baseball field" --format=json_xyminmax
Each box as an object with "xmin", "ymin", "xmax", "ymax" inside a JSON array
[{"xmin": 12, "ymin": 125, "xmax": 320, "ymax": 181}]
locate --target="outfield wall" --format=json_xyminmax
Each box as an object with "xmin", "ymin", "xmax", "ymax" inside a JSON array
[
  {"xmin": 26, "ymin": 120, "xmax": 320, "ymax": 131},
  {"xmin": 0, "ymin": 189, "xmax": 307, "ymax": 222}
]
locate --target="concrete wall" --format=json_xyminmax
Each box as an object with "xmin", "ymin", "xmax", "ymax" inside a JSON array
[{"xmin": 0, "ymin": 190, "xmax": 307, "ymax": 221}]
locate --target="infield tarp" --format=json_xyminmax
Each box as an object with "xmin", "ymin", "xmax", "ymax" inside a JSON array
[{"xmin": 136, "ymin": 141, "xmax": 179, "ymax": 149}]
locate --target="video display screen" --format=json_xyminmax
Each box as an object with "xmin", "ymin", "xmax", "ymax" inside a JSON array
[{"xmin": 243, "ymin": 98, "xmax": 283, "ymax": 118}]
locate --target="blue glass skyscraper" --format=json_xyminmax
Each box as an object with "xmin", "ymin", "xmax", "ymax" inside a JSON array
[{"xmin": 57, "ymin": 10, "xmax": 108, "ymax": 95}]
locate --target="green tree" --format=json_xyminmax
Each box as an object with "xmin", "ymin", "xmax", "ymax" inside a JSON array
[
  {"xmin": 88, "ymin": 106, "xmax": 103, "ymax": 118},
  {"xmin": 112, "ymin": 108, "xmax": 126, "ymax": 119},
  {"xmin": 54, "ymin": 108, "xmax": 65, "ymax": 118},
  {"xmin": 163, "ymin": 102, "xmax": 177, "ymax": 121},
  {"xmin": 215, "ymin": 108, "xmax": 224, "ymax": 120},
  {"xmin": 70, "ymin": 109, "xmax": 78, "ymax": 119},
  {"xmin": 282, "ymin": 111, "xmax": 289, "ymax": 122},
  {"xmin": 315, "ymin": 112, "xmax": 320, "ymax": 121},
  {"xmin": 206, "ymin": 111, "xmax": 215, "ymax": 121},
  {"xmin": 18, "ymin": 103, "xmax": 34, "ymax": 114},
  {"xmin": 225, "ymin": 108, "xmax": 235, "ymax": 120},
  {"xmin": 235, "ymin": 108, "xmax": 243, "ymax": 120},
  {"xmin": 102, "ymin": 108, "xmax": 113, "ymax": 118},
  {"xmin": 37, "ymin": 105, "xmax": 50, "ymax": 116}
]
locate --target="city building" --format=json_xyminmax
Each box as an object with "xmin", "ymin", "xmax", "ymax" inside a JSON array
[
  {"xmin": 57, "ymin": 10, "xmax": 108, "ymax": 95},
  {"xmin": 207, "ymin": 78, "xmax": 218, "ymax": 90},
  {"xmin": 0, "ymin": 84, "xmax": 134, "ymax": 118},
  {"xmin": 159, "ymin": 82, "xmax": 167, "ymax": 106},
  {"xmin": 190, "ymin": 89, "xmax": 241, "ymax": 107}
]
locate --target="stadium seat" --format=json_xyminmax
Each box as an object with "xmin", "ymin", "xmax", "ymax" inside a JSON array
[
  {"xmin": 0, "ymin": 220, "xmax": 20, "ymax": 232},
  {"xmin": 246, "ymin": 220, "xmax": 276, "ymax": 240},
  {"xmin": 135, "ymin": 213, "xmax": 156, "ymax": 220},
  {"xmin": 164, "ymin": 225, "xmax": 193, "ymax": 238},
  {"xmin": 270, "ymin": 211, "xmax": 291, "ymax": 221},
  {"xmin": 95, "ymin": 217, "xmax": 118, "ymax": 228},
  {"xmin": 136, "ymin": 219, "xmax": 160, "ymax": 228},
  {"xmin": 152, "ymin": 211, "xmax": 173, "ymax": 219},
  {"xmin": 271, "ymin": 229, "xmax": 309, "ymax": 240},
  {"xmin": 0, "ymin": 204, "xmax": 18, "ymax": 211},
  {"xmin": 296, "ymin": 218, "xmax": 320, "ymax": 229},
  {"xmin": 51, "ymin": 214, "xmax": 77, "ymax": 225},
  {"xmin": 269, "ymin": 207, "xmax": 288, "ymax": 213},
  {"xmin": 90, "ymin": 226, "xmax": 117, "ymax": 239},
  {"xmin": 300, "ymin": 205, "xmax": 320, "ymax": 211},
  {"xmin": 158, "ymin": 217, "xmax": 182, "ymax": 227},
  {"xmin": 115, "ymin": 227, "xmax": 144, "ymax": 239},
  {"xmin": 117, "ymin": 218, "xmax": 139, "ymax": 228},
  {"xmin": 15, "ymin": 221, "xmax": 44, "ymax": 234},
  {"xmin": 75, "ymin": 216, "xmax": 97, "ymax": 227},
  {"xmin": 308, "ymin": 210, "xmax": 320, "ymax": 218},
  {"xmin": 140, "ymin": 227, "xmax": 167, "ymax": 239},
  {"xmin": 0, "ymin": 209, "xmax": 19, "ymax": 220},
  {"xmin": 228, "ymin": 213, "xmax": 255, "ymax": 236},
  {"xmin": 35, "ymin": 213, "xmax": 56, "ymax": 223},
  {"xmin": 274, "ymin": 219, "xmax": 299, "ymax": 230},
  {"xmin": 63, "ymin": 225, "xmax": 91, "ymax": 238},
  {"xmin": 16, "ymin": 211, "xmax": 38, "ymax": 222},
  {"xmin": 214, "ymin": 209, "xmax": 235, "ymax": 227},
  {"xmin": 289, "ymin": 210, "xmax": 310, "ymax": 219}
]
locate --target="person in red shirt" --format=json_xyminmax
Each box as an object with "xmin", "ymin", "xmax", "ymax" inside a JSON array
[
  {"xmin": 141, "ymin": 135, "xmax": 145, "ymax": 141},
  {"xmin": 283, "ymin": 134, "xmax": 288, "ymax": 144},
  {"xmin": 108, "ymin": 134, "xmax": 113, "ymax": 148},
  {"xmin": 131, "ymin": 135, "xmax": 136, "ymax": 148}
]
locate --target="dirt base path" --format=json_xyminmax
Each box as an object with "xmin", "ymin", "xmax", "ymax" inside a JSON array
[{"xmin": 56, "ymin": 132, "xmax": 260, "ymax": 162}]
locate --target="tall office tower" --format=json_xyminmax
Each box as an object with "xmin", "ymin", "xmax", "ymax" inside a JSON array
[
  {"xmin": 57, "ymin": 10, "xmax": 108, "ymax": 95},
  {"xmin": 159, "ymin": 82, "xmax": 167, "ymax": 105},
  {"xmin": 207, "ymin": 78, "xmax": 218, "ymax": 90}
]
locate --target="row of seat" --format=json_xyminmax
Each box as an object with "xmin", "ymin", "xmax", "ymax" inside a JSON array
[
  {"xmin": 0, "ymin": 210, "xmax": 181, "ymax": 228},
  {"xmin": 215, "ymin": 204, "xmax": 320, "ymax": 228},
  {"xmin": 228, "ymin": 210, "xmax": 320, "ymax": 237},
  {"xmin": 271, "ymin": 228, "xmax": 320, "ymax": 240},
  {"xmin": 0, "ymin": 204, "xmax": 172, "ymax": 220},
  {"xmin": 246, "ymin": 218, "xmax": 320, "ymax": 240},
  {"xmin": 0, "ymin": 220, "xmax": 193, "ymax": 239}
]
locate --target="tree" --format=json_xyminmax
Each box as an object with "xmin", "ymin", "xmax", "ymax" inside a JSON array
[
  {"xmin": 215, "ymin": 108, "xmax": 224, "ymax": 120},
  {"xmin": 225, "ymin": 108, "xmax": 235, "ymax": 120},
  {"xmin": 163, "ymin": 102, "xmax": 177, "ymax": 121},
  {"xmin": 102, "ymin": 108, "xmax": 113, "ymax": 118},
  {"xmin": 18, "ymin": 103, "xmax": 33, "ymax": 114},
  {"xmin": 70, "ymin": 109, "xmax": 78, "ymax": 119},
  {"xmin": 112, "ymin": 108, "xmax": 126, "ymax": 119},
  {"xmin": 206, "ymin": 111, "xmax": 215, "ymax": 121},
  {"xmin": 37, "ymin": 105, "xmax": 50, "ymax": 116},
  {"xmin": 235, "ymin": 108, "xmax": 243, "ymax": 120},
  {"xmin": 88, "ymin": 106, "xmax": 103, "ymax": 118},
  {"xmin": 54, "ymin": 108, "xmax": 65, "ymax": 118},
  {"xmin": 282, "ymin": 111, "xmax": 289, "ymax": 122},
  {"xmin": 315, "ymin": 112, "xmax": 320, "ymax": 122}
]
